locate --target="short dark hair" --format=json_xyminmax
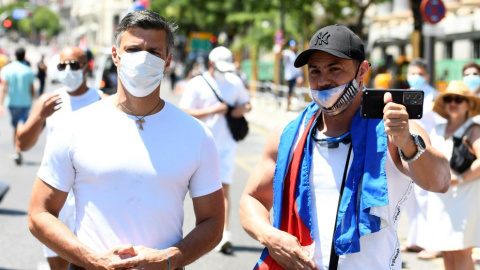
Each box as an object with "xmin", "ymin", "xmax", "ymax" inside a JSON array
[
  {"xmin": 114, "ymin": 10, "xmax": 177, "ymax": 56},
  {"xmin": 408, "ymin": 58, "xmax": 428, "ymax": 71},
  {"xmin": 462, "ymin": 62, "xmax": 480, "ymax": 74},
  {"xmin": 15, "ymin": 48, "xmax": 25, "ymax": 61}
]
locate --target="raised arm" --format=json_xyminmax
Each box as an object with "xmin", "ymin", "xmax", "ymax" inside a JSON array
[
  {"xmin": 240, "ymin": 124, "xmax": 315, "ymax": 269},
  {"xmin": 16, "ymin": 93, "xmax": 61, "ymax": 151},
  {"xmin": 383, "ymin": 92, "xmax": 451, "ymax": 193}
]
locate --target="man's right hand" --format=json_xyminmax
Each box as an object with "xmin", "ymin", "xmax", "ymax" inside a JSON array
[
  {"xmin": 265, "ymin": 229, "xmax": 317, "ymax": 270},
  {"xmin": 37, "ymin": 93, "xmax": 62, "ymax": 119}
]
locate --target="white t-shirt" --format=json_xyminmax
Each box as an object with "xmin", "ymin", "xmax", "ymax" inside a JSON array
[
  {"xmin": 37, "ymin": 97, "xmax": 222, "ymax": 252},
  {"xmin": 282, "ymin": 49, "xmax": 302, "ymax": 81},
  {"xmin": 179, "ymin": 72, "xmax": 250, "ymax": 151},
  {"xmin": 46, "ymin": 87, "xmax": 102, "ymax": 136},
  {"xmin": 308, "ymin": 132, "xmax": 413, "ymax": 269}
]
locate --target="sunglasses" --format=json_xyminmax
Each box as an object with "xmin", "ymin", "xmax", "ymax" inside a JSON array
[
  {"xmin": 443, "ymin": 95, "xmax": 467, "ymax": 104},
  {"xmin": 57, "ymin": 60, "xmax": 84, "ymax": 71}
]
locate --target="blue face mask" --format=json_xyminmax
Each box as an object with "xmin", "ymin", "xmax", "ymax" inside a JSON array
[
  {"xmin": 407, "ymin": 74, "xmax": 426, "ymax": 90},
  {"xmin": 464, "ymin": 74, "xmax": 480, "ymax": 92}
]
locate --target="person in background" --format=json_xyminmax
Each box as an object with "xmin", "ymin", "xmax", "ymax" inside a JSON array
[
  {"xmin": 0, "ymin": 47, "xmax": 35, "ymax": 165},
  {"xmin": 17, "ymin": 46, "xmax": 102, "ymax": 270},
  {"xmin": 28, "ymin": 10, "xmax": 224, "ymax": 269},
  {"xmin": 179, "ymin": 46, "xmax": 251, "ymax": 255},
  {"xmin": 37, "ymin": 55, "xmax": 47, "ymax": 96},
  {"xmin": 234, "ymin": 60, "xmax": 249, "ymax": 90},
  {"xmin": 282, "ymin": 40, "xmax": 304, "ymax": 111},
  {"xmin": 240, "ymin": 24, "xmax": 450, "ymax": 270},
  {"xmin": 462, "ymin": 62, "xmax": 480, "ymax": 96},
  {"xmin": 418, "ymin": 80, "xmax": 480, "ymax": 270}
]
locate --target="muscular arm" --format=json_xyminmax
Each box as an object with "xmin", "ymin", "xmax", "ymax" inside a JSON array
[
  {"xmin": 108, "ymin": 189, "xmax": 225, "ymax": 270},
  {"xmin": 383, "ymin": 93, "xmax": 450, "ymax": 193},
  {"xmin": 16, "ymin": 93, "xmax": 61, "ymax": 151},
  {"xmin": 240, "ymin": 123, "xmax": 315, "ymax": 269},
  {"xmin": 28, "ymin": 178, "xmax": 121, "ymax": 269}
]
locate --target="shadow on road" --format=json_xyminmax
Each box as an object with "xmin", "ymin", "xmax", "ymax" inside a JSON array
[{"xmin": 0, "ymin": 209, "xmax": 27, "ymax": 216}]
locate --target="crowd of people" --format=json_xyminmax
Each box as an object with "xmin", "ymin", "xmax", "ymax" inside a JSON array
[{"xmin": 1, "ymin": 9, "xmax": 480, "ymax": 270}]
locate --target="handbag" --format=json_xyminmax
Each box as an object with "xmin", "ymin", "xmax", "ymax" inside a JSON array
[
  {"xmin": 201, "ymin": 75, "xmax": 249, "ymax": 141},
  {"xmin": 450, "ymin": 121, "xmax": 478, "ymax": 173}
]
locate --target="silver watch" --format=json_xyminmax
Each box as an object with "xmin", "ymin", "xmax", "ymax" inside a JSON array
[{"xmin": 398, "ymin": 134, "xmax": 426, "ymax": 163}]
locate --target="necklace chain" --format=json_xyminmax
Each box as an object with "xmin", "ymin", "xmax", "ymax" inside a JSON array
[{"xmin": 118, "ymin": 97, "xmax": 162, "ymax": 130}]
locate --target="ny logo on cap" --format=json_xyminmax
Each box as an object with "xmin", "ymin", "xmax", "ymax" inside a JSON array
[{"xmin": 314, "ymin": 32, "xmax": 330, "ymax": 46}]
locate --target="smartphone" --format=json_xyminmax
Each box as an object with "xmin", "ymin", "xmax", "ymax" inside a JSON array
[{"xmin": 361, "ymin": 89, "xmax": 424, "ymax": 119}]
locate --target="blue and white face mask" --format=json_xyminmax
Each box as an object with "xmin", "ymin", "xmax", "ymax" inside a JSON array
[
  {"xmin": 464, "ymin": 74, "xmax": 480, "ymax": 92},
  {"xmin": 407, "ymin": 74, "xmax": 426, "ymax": 90},
  {"xmin": 309, "ymin": 79, "xmax": 360, "ymax": 116}
]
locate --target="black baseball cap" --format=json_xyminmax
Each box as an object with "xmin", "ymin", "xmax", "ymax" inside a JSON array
[{"xmin": 294, "ymin": 24, "xmax": 365, "ymax": 68}]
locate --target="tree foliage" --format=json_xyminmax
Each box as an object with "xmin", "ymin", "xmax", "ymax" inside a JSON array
[
  {"xmin": 0, "ymin": 2, "xmax": 61, "ymax": 40},
  {"xmin": 150, "ymin": 0, "xmax": 391, "ymax": 53}
]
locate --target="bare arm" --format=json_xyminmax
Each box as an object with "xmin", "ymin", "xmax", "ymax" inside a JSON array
[
  {"xmin": 182, "ymin": 102, "xmax": 228, "ymax": 119},
  {"xmin": 240, "ymin": 123, "xmax": 315, "ymax": 270},
  {"xmin": 451, "ymin": 125, "xmax": 480, "ymax": 185},
  {"xmin": 16, "ymin": 93, "xmax": 61, "ymax": 151},
  {"xmin": 28, "ymin": 178, "xmax": 123, "ymax": 269},
  {"xmin": 383, "ymin": 93, "xmax": 450, "ymax": 193},
  {"xmin": 0, "ymin": 80, "xmax": 7, "ymax": 115},
  {"xmin": 108, "ymin": 189, "xmax": 225, "ymax": 270},
  {"xmin": 230, "ymin": 102, "xmax": 252, "ymax": 118}
]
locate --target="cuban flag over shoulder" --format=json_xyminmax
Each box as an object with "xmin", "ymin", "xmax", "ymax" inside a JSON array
[{"xmin": 254, "ymin": 102, "xmax": 389, "ymax": 269}]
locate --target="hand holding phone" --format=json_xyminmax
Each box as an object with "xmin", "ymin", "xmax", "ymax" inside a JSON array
[{"xmin": 361, "ymin": 89, "xmax": 424, "ymax": 119}]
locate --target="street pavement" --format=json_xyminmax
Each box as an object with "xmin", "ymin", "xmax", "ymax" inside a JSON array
[{"xmin": 0, "ymin": 49, "xmax": 477, "ymax": 269}]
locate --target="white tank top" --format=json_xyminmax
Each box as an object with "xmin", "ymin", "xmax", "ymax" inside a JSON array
[{"xmin": 309, "ymin": 138, "xmax": 413, "ymax": 270}]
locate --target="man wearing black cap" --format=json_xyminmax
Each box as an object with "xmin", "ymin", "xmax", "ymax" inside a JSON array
[{"xmin": 240, "ymin": 25, "xmax": 451, "ymax": 270}]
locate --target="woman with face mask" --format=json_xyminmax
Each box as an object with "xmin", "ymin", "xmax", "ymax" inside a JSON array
[{"xmin": 462, "ymin": 62, "xmax": 480, "ymax": 96}]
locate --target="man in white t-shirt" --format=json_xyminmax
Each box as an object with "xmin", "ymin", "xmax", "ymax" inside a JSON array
[
  {"xmin": 240, "ymin": 24, "xmax": 450, "ymax": 270},
  {"xmin": 179, "ymin": 46, "xmax": 251, "ymax": 254},
  {"xmin": 17, "ymin": 46, "xmax": 102, "ymax": 270},
  {"xmin": 28, "ymin": 10, "xmax": 224, "ymax": 270},
  {"xmin": 282, "ymin": 40, "xmax": 304, "ymax": 111}
]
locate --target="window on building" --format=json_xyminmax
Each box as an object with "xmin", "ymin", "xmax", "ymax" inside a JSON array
[
  {"xmin": 473, "ymin": 39, "xmax": 480, "ymax": 59},
  {"xmin": 445, "ymin": 41, "xmax": 453, "ymax": 59}
]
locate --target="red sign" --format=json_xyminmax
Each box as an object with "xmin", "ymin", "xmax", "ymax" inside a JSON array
[{"xmin": 420, "ymin": 0, "xmax": 446, "ymax": 24}]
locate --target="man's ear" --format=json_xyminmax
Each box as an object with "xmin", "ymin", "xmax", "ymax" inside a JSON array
[
  {"xmin": 112, "ymin": 46, "xmax": 119, "ymax": 66},
  {"xmin": 164, "ymin": 54, "xmax": 173, "ymax": 74},
  {"xmin": 357, "ymin": 60, "xmax": 370, "ymax": 81}
]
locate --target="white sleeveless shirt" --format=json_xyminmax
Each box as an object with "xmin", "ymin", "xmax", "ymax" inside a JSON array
[{"xmin": 309, "ymin": 138, "xmax": 413, "ymax": 269}]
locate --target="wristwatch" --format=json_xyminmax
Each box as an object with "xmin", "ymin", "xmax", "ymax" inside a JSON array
[{"xmin": 398, "ymin": 134, "xmax": 426, "ymax": 163}]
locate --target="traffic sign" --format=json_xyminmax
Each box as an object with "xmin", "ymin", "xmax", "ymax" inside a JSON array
[{"xmin": 420, "ymin": 0, "xmax": 446, "ymax": 24}]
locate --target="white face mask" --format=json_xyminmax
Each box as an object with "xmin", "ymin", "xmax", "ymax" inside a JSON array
[
  {"xmin": 213, "ymin": 70, "xmax": 227, "ymax": 81},
  {"xmin": 310, "ymin": 79, "xmax": 360, "ymax": 116},
  {"xmin": 57, "ymin": 66, "xmax": 85, "ymax": 92},
  {"xmin": 118, "ymin": 51, "xmax": 166, "ymax": 97}
]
